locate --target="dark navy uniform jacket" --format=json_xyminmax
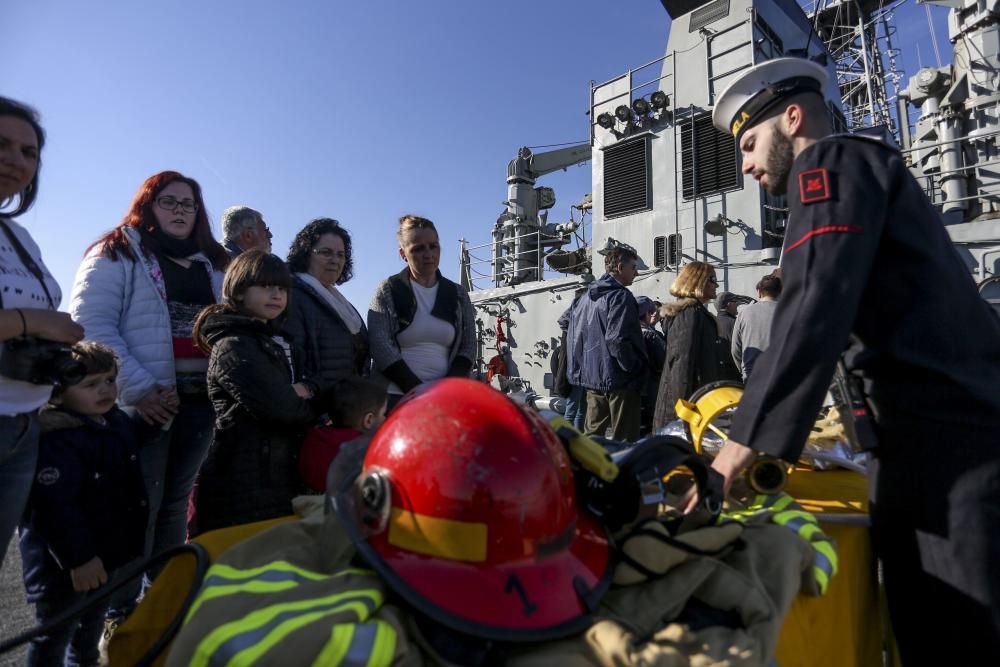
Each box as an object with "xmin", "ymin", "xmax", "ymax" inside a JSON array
[
  {"xmin": 729, "ymin": 135, "xmax": 1000, "ymax": 461},
  {"xmin": 19, "ymin": 406, "xmax": 148, "ymax": 602}
]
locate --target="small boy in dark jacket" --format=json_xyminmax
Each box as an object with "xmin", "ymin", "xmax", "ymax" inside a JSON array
[
  {"xmin": 299, "ymin": 377, "xmax": 388, "ymax": 493},
  {"xmin": 19, "ymin": 341, "xmax": 148, "ymax": 667}
]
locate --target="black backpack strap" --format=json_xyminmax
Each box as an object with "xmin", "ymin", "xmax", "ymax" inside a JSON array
[
  {"xmin": 387, "ymin": 269, "xmax": 416, "ymax": 331},
  {"xmin": 0, "ymin": 219, "xmax": 55, "ymax": 309}
]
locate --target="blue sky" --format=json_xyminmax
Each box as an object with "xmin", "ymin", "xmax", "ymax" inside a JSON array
[{"xmin": 3, "ymin": 0, "xmax": 949, "ymax": 311}]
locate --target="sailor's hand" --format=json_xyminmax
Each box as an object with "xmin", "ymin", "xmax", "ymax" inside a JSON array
[
  {"xmin": 711, "ymin": 439, "xmax": 757, "ymax": 496},
  {"xmin": 682, "ymin": 439, "xmax": 756, "ymax": 513}
]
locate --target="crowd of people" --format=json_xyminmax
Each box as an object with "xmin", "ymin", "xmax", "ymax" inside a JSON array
[
  {"xmin": 6, "ymin": 45, "xmax": 1000, "ymax": 665},
  {"xmin": 557, "ymin": 247, "xmax": 780, "ymax": 442},
  {"xmin": 0, "ymin": 96, "xmax": 479, "ymax": 665},
  {"xmin": 0, "ymin": 90, "xmax": 780, "ymax": 663}
]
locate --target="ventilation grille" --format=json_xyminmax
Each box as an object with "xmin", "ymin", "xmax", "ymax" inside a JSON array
[
  {"xmin": 681, "ymin": 113, "xmax": 740, "ymax": 200},
  {"xmin": 604, "ymin": 138, "xmax": 651, "ymax": 219},
  {"xmin": 654, "ymin": 234, "xmax": 683, "ymax": 267},
  {"xmin": 667, "ymin": 233, "xmax": 682, "ymax": 266},
  {"xmin": 689, "ymin": 0, "xmax": 730, "ymax": 32},
  {"xmin": 654, "ymin": 236, "xmax": 666, "ymax": 267}
]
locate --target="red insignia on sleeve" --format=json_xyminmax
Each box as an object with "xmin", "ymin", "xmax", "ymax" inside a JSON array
[{"xmin": 798, "ymin": 168, "xmax": 831, "ymax": 204}]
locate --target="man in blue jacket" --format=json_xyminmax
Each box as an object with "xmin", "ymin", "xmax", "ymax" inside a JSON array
[{"xmin": 567, "ymin": 243, "xmax": 647, "ymax": 441}]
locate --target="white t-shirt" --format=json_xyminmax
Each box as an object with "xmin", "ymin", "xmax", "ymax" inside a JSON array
[
  {"xmin": 389, "ymin": 281, "xmax": 455, "ymax": 395},
  {"xmin": 0, "ymin": 218, "xmax": 62, "ymax": 416}
]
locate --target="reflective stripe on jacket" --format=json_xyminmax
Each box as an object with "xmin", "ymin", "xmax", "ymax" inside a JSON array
[
  {"xmin": 185, "ymin": 562, "xmax": 395, "ymax": 667},
  {"xmin": 167, "ymin": 512, "xmax": 417, "ymax": 667},
  {"xmin": 721, "ymin": 493, "xmax": 838, "ymax": 596}
]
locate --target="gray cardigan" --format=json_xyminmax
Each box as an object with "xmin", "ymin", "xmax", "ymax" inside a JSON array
[{"xmin": 367, "ymin": 268, "xmax": 476, "ymax": 392}]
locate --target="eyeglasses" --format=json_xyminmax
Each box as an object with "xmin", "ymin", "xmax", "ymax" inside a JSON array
[
  {"xmin": 312, "ymin": 248, "xmax": 347, "ymax": 260},
  {"xmin": 156, "ymin": 196, "xmax": 199, "ymax": 214},
  {"xmin": 708, "ymin": 276, "xmax": 719, "ymax": 286}
]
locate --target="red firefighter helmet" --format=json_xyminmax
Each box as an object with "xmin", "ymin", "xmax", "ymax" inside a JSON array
[{"xmin": 332, "ymin": 378, "xmax": 611, "ymax": 641}]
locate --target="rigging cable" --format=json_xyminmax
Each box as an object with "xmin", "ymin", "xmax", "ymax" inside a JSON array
[{"xmin": 926, "ymin": 3, "xmax": 943, "ymax": 68}]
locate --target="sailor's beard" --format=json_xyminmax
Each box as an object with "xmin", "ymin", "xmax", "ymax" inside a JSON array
[{"xmin": 763, "ymin": 126, "xmax": 795, "ymax": 196}]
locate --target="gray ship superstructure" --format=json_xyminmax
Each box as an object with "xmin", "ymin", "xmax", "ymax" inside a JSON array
[{"xmin": 461, "ymin": 0, "xmax": 1000, "ymax": 402}]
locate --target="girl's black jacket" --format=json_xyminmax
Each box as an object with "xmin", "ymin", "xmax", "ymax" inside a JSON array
[{"xmin": 197, "ymin": 312, "xmax": 320, "ymax": 532}]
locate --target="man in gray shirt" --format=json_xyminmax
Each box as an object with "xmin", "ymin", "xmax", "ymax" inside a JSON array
[{"xmin": 731, "ymin": 274, "xmax": 782, "ymax": 380}]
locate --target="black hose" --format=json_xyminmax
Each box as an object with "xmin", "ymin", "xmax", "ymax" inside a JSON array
[{"xmin": 0, "ymin": 543, "xmax": 210, "ymax": 665}]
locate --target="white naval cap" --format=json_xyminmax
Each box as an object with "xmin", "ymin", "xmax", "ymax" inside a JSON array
[{"xmin": 712, "ymin": 57, "xmax": 829, "ymax": 142}]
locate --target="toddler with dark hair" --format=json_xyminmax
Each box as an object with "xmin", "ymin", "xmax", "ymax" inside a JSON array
[
  {"xmin": 18, "ymin": 341, "xmax": 148, "ymax": 667},
  {"xmin": 299, "ymin": 377, "xmax": 388, "ymax": 493}
]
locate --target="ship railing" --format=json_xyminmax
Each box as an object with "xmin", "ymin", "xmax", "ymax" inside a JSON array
[
  {"xmin": 590, "ymin": 52, "xmax": 676, "ymax": 146},
  {"xmin": 590, "ymin": 8, "xmax": 781, "ymax": 113},
  {"xmin": 459, "ymin": 224, "xmax": 591, "ymax": 293},
  {"xmin": 899, "ymin": 126, "xmax": 1000, "ymax": 207},
  {"xmin": 589, "ymin": 15, "xmax": 762, "ymax": 146}
]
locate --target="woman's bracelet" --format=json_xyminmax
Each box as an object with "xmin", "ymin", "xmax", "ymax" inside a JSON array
[{"xmin": 14, "ymin": 309, "xmax": 27, "ymax": 337}]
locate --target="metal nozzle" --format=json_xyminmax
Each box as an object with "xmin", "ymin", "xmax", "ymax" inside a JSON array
[{"xmin": 746, "ymin": 457, "xmax": 789, "ymax": 495}]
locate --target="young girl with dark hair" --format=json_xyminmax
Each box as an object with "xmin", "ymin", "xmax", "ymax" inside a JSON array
[{"xmin": 193, "ymin": 251, "xmax": 320, "ymax": 531}]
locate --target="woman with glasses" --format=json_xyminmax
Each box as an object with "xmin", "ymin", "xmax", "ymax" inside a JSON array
[
  {"xmin": 368, "ymin": 215, "xmax": 475, "ymax": 411},
  {"xmin": 0, "ymin": 97, "xmax": 85, "ymax": 565},
  {"xmin": 69, "ymin": 171, "xmax": 227, "ymax": 620},
  {"xmin": 284, "ymin": 218, "xmax": 369, "ymax": 394},
  {"xmin": 652, "ymin": 261, "xmax": 740, "ymax": 430}
]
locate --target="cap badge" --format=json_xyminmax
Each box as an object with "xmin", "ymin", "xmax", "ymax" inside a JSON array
[{"xmin": 731, "ymin": 110, "xmax": 751, "ymax": 138}]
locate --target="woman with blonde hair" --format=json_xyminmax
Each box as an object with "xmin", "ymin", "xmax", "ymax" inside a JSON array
[
  {"xmin": 652, "ymin": 261, "xmax": 739, "ymax": 430},
  {"xmin": 368, "ymin": 215, "xmax": 475, "ymax": 411}
]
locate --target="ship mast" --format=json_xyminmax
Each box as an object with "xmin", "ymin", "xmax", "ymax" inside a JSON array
[{"xmin": 802, "ymin": 0, "xmax": 905, "ymax": 140}]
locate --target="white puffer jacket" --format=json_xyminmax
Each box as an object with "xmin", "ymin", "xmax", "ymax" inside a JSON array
[{"xmin": 70, "ymin": 226, "xmax": 224, "ymax": 406}]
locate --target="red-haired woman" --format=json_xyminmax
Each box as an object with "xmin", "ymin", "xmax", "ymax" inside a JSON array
[{"xmin": 69, "ymin": 171, "xmax": 227, "ymax": 619}]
